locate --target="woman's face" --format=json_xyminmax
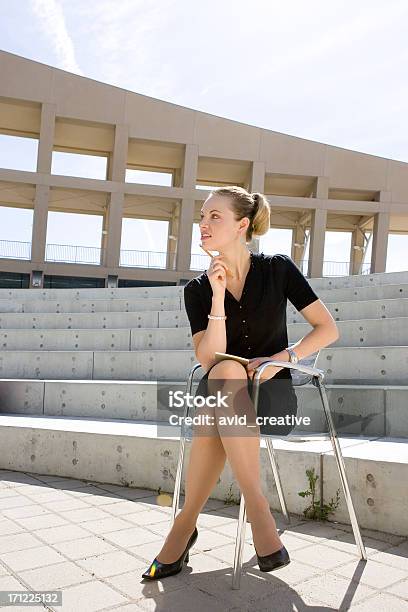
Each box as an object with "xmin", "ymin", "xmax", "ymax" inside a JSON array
[{"xmin": 199, "ymin": 195, "xmax": 248, "ymax": 250}]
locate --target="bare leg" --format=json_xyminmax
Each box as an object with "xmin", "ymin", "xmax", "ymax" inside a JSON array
[
  {"xmin": 156, "ymin": 423, "xmax": 226, "ymax": 563},
  {"xmin": 209, "ymin": 359, "xmax": 283, "ymax": 556}
]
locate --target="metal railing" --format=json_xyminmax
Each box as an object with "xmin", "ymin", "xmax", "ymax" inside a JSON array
[
  {"xmin": 45, "ymin": 243, "xmax": 104, "ymax": 265},
  {"xmin": 119, "ymin": 249, "xmax": 167, "ymax": 269},
  {"xmin": 191, "ymin": 252, "xmax": 372, "ymax": 277},
  {"xmin": 0, "ymin": 239, "xmax": 31, "ymax": 260},
  {"xmin": 0, "ymin": 239, "xmax": 373, "ymax": 276}
]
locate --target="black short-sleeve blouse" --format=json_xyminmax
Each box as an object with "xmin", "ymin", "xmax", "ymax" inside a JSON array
[{"xmin": 183, "ymin": 252, "xmax": 319, "ymax": 379}]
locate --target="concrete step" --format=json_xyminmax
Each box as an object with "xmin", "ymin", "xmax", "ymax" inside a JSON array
[
  {"xmin": 0, "ymin": 297, "xmax": 182, "ymax": 314},
  {"xmin": 0, "ymin": 413, "xmax": 406, "ymax": 536},
  {"xmin": 0, "ymin": 346, "xmax": 406, "ymax": 383},
  {"xmin": 0, "ymin": 379, "xmax": 406, "ymax": 438},
  {"xmin": 1, "ymin": 282, "xmax": 408, "ymax": 314},
  {"xmin": 1, "ymin": 297, "xmax": 408, "ymax": 329},
  {"xmin": 0, "ymin": 286, "xmax": 184, "ymax": 301},
  {"xmin": 310, "ymin": 268, "xmax": 408, "ymax": 290},
  {"xmin": 0, "ymin": 316, "xmax": 408, "ymax": 350},
  {"xmin": 0, "ymin": 268, "xmax": 407, "ymax": 301}
]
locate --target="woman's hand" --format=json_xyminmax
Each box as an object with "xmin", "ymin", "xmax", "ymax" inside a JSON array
[
  {"xmin": 206, "ymin": 255, "xmax": 230, "ymax": 297},
  {"xmin": 246, "ymin": 351, "xmax": 290, "ymax": 382}
]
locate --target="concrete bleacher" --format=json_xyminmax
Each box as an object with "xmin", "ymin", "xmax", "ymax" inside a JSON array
[{"xmin": 0, "ymin": 267, "xmax": 407, "ymax": 537}]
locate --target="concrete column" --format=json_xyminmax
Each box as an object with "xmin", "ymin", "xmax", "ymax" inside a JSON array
[
  {"xmin": 371, "ymin": 212, "xmax": 390, "ymax": 273},
  {"xmin": 31, "ymin": 184, "xmax": 49, "ymax": 264},
  {"xmin": 182, "ymin": 144, "xmax": 198, "ymax": 188},
  {"xmin": 166, "ymin": 204, "xmax": 179, "ymax": 270},
  {"xmin": 291, "ymin": 223, "xmax": 307, "ymax": 267},
  {"xmin": 37, "ymin": 103, "xmax": 56, "ymax": 174},
  {"xmin": 314, "ymin": 176, "xmax": 329, "ymax": 198},
  {"xmin": 173, "ymin": 145, "xmax": 199, "ymax": 271},
  {"xmin": 308, "ymin": 208, "xmax": 327, "ymax": 278},
  {"xmin": 350, "ymin": 228, "xmax": 365, "ymax": 275},
  {"xmin": 248, "ymin": 161, "xmax": 266, "ymax": 253},
  {"xmin": 103, "ymin": 192, "xmax": 124, "ymax": 268},
  {"xmin": 176, "ymin": 198, "xmax": 195, "ymax": 272},
  {"xmin": 108, "ymin": 124, "xmax": 129, "ymax": 182}
]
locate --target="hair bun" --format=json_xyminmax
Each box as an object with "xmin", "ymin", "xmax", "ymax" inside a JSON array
[{"xmin": 252, "ymin": 192, "xmax": 260, "ymax": 211}]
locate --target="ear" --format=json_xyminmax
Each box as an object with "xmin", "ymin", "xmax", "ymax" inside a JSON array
[{"xmin": 239, "ymin": 217, "xmax": 250, "ymax": 235}]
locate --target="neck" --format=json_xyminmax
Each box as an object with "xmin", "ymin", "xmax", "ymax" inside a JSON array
[{"xmin": 218, "ymin": 243, "xmax": 251, "ymax": 280}]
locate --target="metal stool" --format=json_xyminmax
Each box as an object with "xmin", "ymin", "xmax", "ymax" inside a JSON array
[{"xmin": 170, "ymin": 360, "xmax": 367, "ymax": 589}]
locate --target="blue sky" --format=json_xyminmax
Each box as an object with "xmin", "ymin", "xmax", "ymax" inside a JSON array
[{"xmin": 1, "ymin": 0, "xmax": 407, "ymax": 274}]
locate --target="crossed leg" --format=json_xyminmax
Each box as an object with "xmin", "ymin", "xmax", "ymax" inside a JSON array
[{"xmin": 155, "ymin": 359, "xmax": 283, "ymax": 563}]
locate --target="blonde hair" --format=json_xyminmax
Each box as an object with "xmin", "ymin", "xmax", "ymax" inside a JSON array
[{"xmin": 209, "ymin": 185, "xmax": 270, "ymax": 242}]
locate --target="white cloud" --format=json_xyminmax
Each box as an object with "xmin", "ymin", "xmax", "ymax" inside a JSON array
[{"xmin": 31, "ymin": 0, "xmax": 83, "ymax": 75}]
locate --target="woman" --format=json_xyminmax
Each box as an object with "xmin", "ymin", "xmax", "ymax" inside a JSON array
[{"xmin": 142, "ymin": 186, "xmax": 339, "ymax": 580}]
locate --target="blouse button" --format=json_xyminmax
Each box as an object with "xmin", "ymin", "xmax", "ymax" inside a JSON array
[
  {"xmin": 242, "ymin": 320, "xmax": 246, "ymax": 323},
  {"xmin": 244, "ymin": 335, "xmax": 248, "ymax": 338}
]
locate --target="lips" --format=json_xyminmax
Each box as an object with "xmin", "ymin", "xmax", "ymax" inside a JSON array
[{"xmin": 201, "ymin": 235, "xmax": 211, "ymax": 240}]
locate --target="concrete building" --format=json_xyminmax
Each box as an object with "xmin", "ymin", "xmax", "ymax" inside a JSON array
[{"xmin": 0, "ymin": 49, "xmax": 407, "ymax": 289}]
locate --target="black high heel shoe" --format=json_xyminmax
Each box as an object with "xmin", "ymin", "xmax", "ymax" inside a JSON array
[
  {"xmin": 141, "ymin": 527, "xmax": 198, "ymax": 580},
  {"xmin": 255, "ymin": 544, "xmax": 290, "ymax": 572}
]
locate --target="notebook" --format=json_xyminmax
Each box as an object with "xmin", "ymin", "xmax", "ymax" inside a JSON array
[{"xmin": 214, "ymin": 352, "xmax": 250, "ymax": 366}]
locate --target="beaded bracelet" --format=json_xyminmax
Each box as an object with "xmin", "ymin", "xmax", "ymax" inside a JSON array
[{"xmin": 208, "ymin": 314, "xmax": 227, "ymax": 320}]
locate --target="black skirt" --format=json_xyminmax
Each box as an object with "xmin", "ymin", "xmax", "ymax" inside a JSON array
[{"xmin": 194, "ymin": 363, "xmax": 298, "ymax": 437}]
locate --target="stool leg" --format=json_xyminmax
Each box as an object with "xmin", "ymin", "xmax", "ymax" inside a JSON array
[
  {"xmin": 250, "ymin": 373, "xmax": 291, "ymax": 524},
  {"xmin": 170, "ymin": 364, "xmax": 200, "ymax": 528},
  {"xmin": 171, "ymin": 431, "xmax": 186, "ymax": 527},
  {"xmin": 316, "ymin": 378, "xmax": 367, "ymax": 561},
  {"xmin": 232, "ymin": 492, "xmax": 247, "ymax": 589},
  {"xmin": 264, "ymin": 437, "xmax": 291, "ymax": 524}
]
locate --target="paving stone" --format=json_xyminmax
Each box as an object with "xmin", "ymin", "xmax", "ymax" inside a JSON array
[
  {"xmin": 54, "ymin": 579, "xmax": 128, "ymax": 611},
  {"xmin": 94, "ymin": 500, "xmax": 144, "ymax": 517},
  {"xmin": 192, "ymin": 527, "xmax": 233, "ymax": 552},
  {"xmin": 33, "ymin": 523, "xmax": 91, "ymax": 544},
  {"xmin": 324, "ymin": 531, "xmax": 394, "ymax": 557},
  {"xmin": 196, "ymin": 512, "xmax": 236, "ymax": 529},
  {"xmin": 179, "ymin": 552, "xmax": 231, "ymax": 584},
  {"xmin": 42, "ymin": 497, "xmax": 90, "ymax": 512},
  {"xmin": 19, "ymin": 560, "xmax": 92, "ymax": 589},
  {"xmin": 14, "ymin": 513, "xmax": 69, "ymax": 530},
  {"xmin": 1, "ymin": 544, "xmax": 65, "ymax": 572},
  {"xmin": 188, "ymin": 567, "xmax": 287, "ymax": 608},
  {"xmin": 247, "ymin": 558, "xmax": 322, "ymax": 586},
  {"xmin": 0, "ymin": 532, "xmax": 42, "ymax": 554},
  {"xmin": 51, "ymin": 535, "xmax": 118, "ymax": 560},
  {"xmin": 287, "ymin": 520, "xmax": 351, "ymax": 543},
  {"xmin": 0, "ymin": 518, "xmax": 25, "ymax": 536},
  {"xmin": 77, "ymin": 550, "xmax": 146, "ymax": 578},
  {"xmin": 0, "ymin": 496, "xmax": 28, "ymax": 510},
  {"xmin": 103, "ymin": 526, "xmax": 162, "ymax": 548},
  {"xmin": 79, "ymin": 516, "xmax": 135, "ymax": 535},
  {"xmin": 291, "ymin": 542, "xmax": 356, "ymax": 570},
  {"xmin": 207, "ymin": 541, "xmax": 256, "ymax": 565},
  {"xmin": 348, "ymin": 593, "xmax": 408, "ymax": 611},
  {"xmin": 334, "ymin": 558, "xmax": 407, "ymax": 589},
  {"xmin": 135, "ymin": 581, "xmax": 228, "ymax": 612},
  {"xmin": 295, "ymin": 572, "xmax": 377, "ymax": 609},
  {"xmin": 59, "ymin": 506, "xmax": 114, "ymax": 523},
  {"xmin": 385, "ymin": 578, "xmax": 408, "ymax": 599},
  {"xmin": 123, "ymin": 509, "xmax": 171, "ymax": 527},
  {"xmin": 369, "ymin": 541, "xmax": 408, "ymax": 571},
  {"xmin": 143, "ymin": 521, "xmax": 175, "ymax": 539},
  {"xmin": 107, "ymin": 568, "xmax": 187, "ymax": 599}
]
